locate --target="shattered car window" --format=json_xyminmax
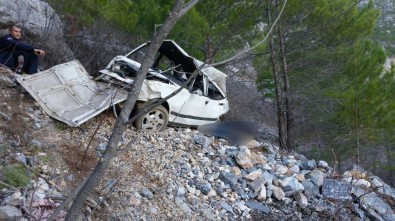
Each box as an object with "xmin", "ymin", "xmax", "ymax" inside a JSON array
[
  {"xmin": 155, "ymin": 54, "xmax": 174, "ymax": 70},
  {"xmin": 207, "ymin": 81, "xmax": 224, "ymax": 100},
  {"xmin": 110, "ymin": 60, "xmax": 137, "ymax": 79},
  {"xmin": 190, "ymin": 74, "xmax": 204, "ymax": 95},
  {"xmin": 127, "ymin": 46, "xmax": 147, "ymax": 63}
]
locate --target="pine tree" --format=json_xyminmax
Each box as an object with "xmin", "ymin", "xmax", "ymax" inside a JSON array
[{"xmin": 255, "ymin": 0, "xmax": 380, "ymax": 151}]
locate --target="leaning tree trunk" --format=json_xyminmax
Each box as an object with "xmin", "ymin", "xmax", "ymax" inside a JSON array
[{"xmin": 64, "ymin": 0, "xmax": 200, "ymax": 220}]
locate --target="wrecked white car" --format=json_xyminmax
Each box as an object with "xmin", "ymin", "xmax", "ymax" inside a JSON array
[
  {"xmin": 97, "ymin": 40, "xmax": 229, "ymax": 130},
  {"xmin": 17, "ymin": 40, "xmax": 229, "ymax": 130}
]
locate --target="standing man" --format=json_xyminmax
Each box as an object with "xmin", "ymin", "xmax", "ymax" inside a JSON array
[{"xmin": 0, "ymin": 25, "xmax": 45, "ymax": 74}]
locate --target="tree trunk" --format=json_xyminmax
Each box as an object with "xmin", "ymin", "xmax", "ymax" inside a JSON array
[
  {"xmin": 267, "ymin": 6, "xmax": 287, "ymax": 149},
  {"xmin": 354, "ymin": 71, "xmax": 360, "ymax": 165},
  {"xmin": 205, "ymin": 35, "xmax": 214, "ymax": 64},
  {"xmin": 277, "ymin": 11, "xmax": 294, "ymax": 150},
  {"xmin": 64, "ymin": 1, "xmax": 199, "ymax": 220}
]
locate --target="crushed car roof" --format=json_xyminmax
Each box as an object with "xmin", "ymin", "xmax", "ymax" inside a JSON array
[{"xmin": 127, "ymin": 40, "xmax": 228, "ymax": 96}]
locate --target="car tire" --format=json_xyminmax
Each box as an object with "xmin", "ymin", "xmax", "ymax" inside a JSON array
[{"xmin": 134, "ymin": 104, "xmax": 169, "ymax": 131}]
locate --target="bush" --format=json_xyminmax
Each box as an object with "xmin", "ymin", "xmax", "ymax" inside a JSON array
[{"xmin": 2, "ymin": 164, "xmax": 30, "ymax": 188}]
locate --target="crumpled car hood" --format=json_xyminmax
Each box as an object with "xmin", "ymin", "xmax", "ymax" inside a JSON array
[{"xmin": 16, "ymin": 60, "xmax": 128, "ymax": 127}]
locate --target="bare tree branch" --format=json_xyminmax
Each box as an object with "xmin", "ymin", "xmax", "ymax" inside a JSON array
[{"xmin": 179, "ymin": 0, "xmax": 200, "ymax": 17}]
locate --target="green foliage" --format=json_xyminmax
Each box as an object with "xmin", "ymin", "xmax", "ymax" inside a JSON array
[
  {"xmin": 37, "ymin": 154, "xmax": 50, "ymax": 164},
  {"xmin": 180, "ymin": 0, "xmax": 265, "ymax": 62},
  {"xmin": 255, "ymin": 48, "xmax": 275, "ymax": 99},
  {"xmin": 55, "ymin": 121, "xmax": 68, "ymax": 131},
  {"xmin": 333, "ymin": 41, "xmax": 386, "ymax": 127},
  {"xmin": 47, "ymin": 0, "xmax": 139, "ymax": 35},
  {"xmin": 2, "ymin": 164, "xmax": 30, "ymax": 188},
  {"xmin": 115, "ymin": 0, "xmax": 173, "ymax": 39},
  {"xmin": 255, "ymin": 0, "xmax": 386, "ymax": 154},
  {"xmin": 325, "ymin": 44, "xmax": 395, "ymax": 179},
  {"xmin": 0, "ymin": 144, "xmax": 9, "ymax": 153},
  {"xmin": 256, "ymin": 0, "xmax": 379, "ymax": 103},
  {"xmin": 46, "ymin": 0, "xmax": 266, "ymax": 59},
  {"xmin": 169, "ymin": 8, "xmax": 208, "ymax": 59}
]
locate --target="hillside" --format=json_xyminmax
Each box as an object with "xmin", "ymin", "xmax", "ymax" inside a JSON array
[
  {"xmin": 1, "ymin": 68, "xmax": 395, "ymax": 220},
  {"xmin": 0, "ymin": 0, "xmax": 395, "ymax": 220},
  {"xmin": 373, "ymin": 0, "xmax": 395, "ymax": 56}
]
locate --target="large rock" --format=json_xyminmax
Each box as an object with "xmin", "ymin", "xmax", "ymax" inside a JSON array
[
  {"xmin": 245, "ymin": 201, "xmax": 271, "ymax": 214},
  {"xmin": 280, "ymin": 176, "xmax": 304, "ymax": 196},
  {"xmin": 0, "ymin": 0, "xmax": 73, "ymax": 60},
  {"xmin": 306, "ymin": 170, "xmax": 324, "ymax": 187},
  {"xmin": 193, "ymin": 133, "xmax": 211, "ymax": 148},
  {"xmin": 175, "ymin": 197, "xmax": 192, "ymax": 215},
  {"xmin": 302, "ymin": 180, "xmax": 319, "ymax": 198},
  {"xmin": 251, "ymin": 152, "xmax": 266, "ymax": 165},
  {"xmin": 353, "ymin": 187, "xmax": 395, "ymax": 221},
  {"xmin": 293, "ymin": 192, "xmax": 308, "ymax": 208},
  {"xmin": 257, "ymin": 185, "xmax": 267, "ymax": 201},
  {"xmin": 322, "ymin": 179, "xmax": 352, "ymax": 201},
  {"xmin": 300, "ymin": 160, "xmax": 317, "ymax": 170},
  {"xmin": 369, "ymin": 176, "xmax": 395, "ymax": 201},
  {"xmin": 0, "ymin": 0, "xmax": 59, "ymax": 33},
  {"xmin": 245, "ymin": 170, "xmax": 262, "ymax": 181},
  {"xmin": 0, "ymin": 205, "xmax": 22, "ymax": 221},
  {"xmin": 249, "ymin": 177, "xmax": 266, "ymax": 193},
  {"xmin": 352, "ymin": 179, "xmax": 371, "ymax": 189},
  {"xmin": 0, "ymin": 74, "xmax": 17, "ymax": 88},
  {"xmin": 261, "ymin": 171, "xmax": 274, "ymax": 185},
  {"xmin": 235, "ymin": 146, "xmax": 253, "ymax": 169},
  {"xmin": 194, "ymin": 179, "xmax": 212, "ymax": 195},
  {"xmin": 274, "ymin": 164, "xmax": 288, "ymax": 175},
  {"xmin": 219, "ymin": 172, "xmax": 239, "ymax": 188},
  {"xmin": 0, "ymin": 111, "xmax": 11, "ymax": 121},
  {"xmin": 268, "ymin": 185, "xmax": 285, "ymax": 201}
]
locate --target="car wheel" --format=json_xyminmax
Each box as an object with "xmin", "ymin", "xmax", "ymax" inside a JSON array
[{"xmin": 134, "ymin": 105, "xmax": 169, "ymax": 131}]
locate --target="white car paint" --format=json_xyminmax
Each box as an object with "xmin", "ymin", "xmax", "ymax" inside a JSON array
[
  {"xmin": 16, "ymin": 60, "xmax": 128, "ymax": 127},
  {"xmin": 98, "ymin": 40, "xmax": 230, "ymax": 127}
]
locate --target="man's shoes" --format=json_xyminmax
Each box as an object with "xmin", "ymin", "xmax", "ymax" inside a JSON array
[{"xmin": 15, "ymin": 55, "xmax": 24, "ymax": 74}]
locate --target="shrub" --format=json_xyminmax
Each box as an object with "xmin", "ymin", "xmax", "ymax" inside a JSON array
[{"xmin": 2, "ymin": 164, "xmax": 30, "ymax": 188}]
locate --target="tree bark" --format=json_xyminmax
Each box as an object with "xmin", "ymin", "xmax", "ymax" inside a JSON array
[
  {"xmin": 64, "ymin": 1, "xmax": 199, "ymax": 220},
  {"xmin": 267, "ymin": 6, "xmax": 287, "ymax": 149},
  {"xmin": 277, "ymin": 6, "xmax": 294, "ymax": 150}
]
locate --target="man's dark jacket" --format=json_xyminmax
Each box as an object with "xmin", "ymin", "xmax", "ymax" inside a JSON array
[{"xmin": 0, "ymin": 34, "xmax": 35, "ymax": 68}]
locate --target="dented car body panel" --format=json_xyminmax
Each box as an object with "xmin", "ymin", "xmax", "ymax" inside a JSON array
[
  {"xmin": 17, "ymin": 40, "xmax": 229, "ymax": 128},
  {"xmin": 16, "ymin": 61, "xmax": 128, "ymax": 127}
]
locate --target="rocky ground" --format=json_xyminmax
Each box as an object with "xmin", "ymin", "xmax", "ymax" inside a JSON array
[{"xmin": 1, "ymin": 68, "xmax": 395, "ymax": 221}]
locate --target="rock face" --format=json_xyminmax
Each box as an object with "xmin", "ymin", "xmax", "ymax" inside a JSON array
[
  {"xmin": 0, "ymin": 0, "xmax": 73, "ymax": 61},
  {"xmin": 0, "ymin": 0, "xmax": 58, "ymax": 33},
  {"xmin": 0, "ymin": 205, "xmax": 22, "ymax": 221}
]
